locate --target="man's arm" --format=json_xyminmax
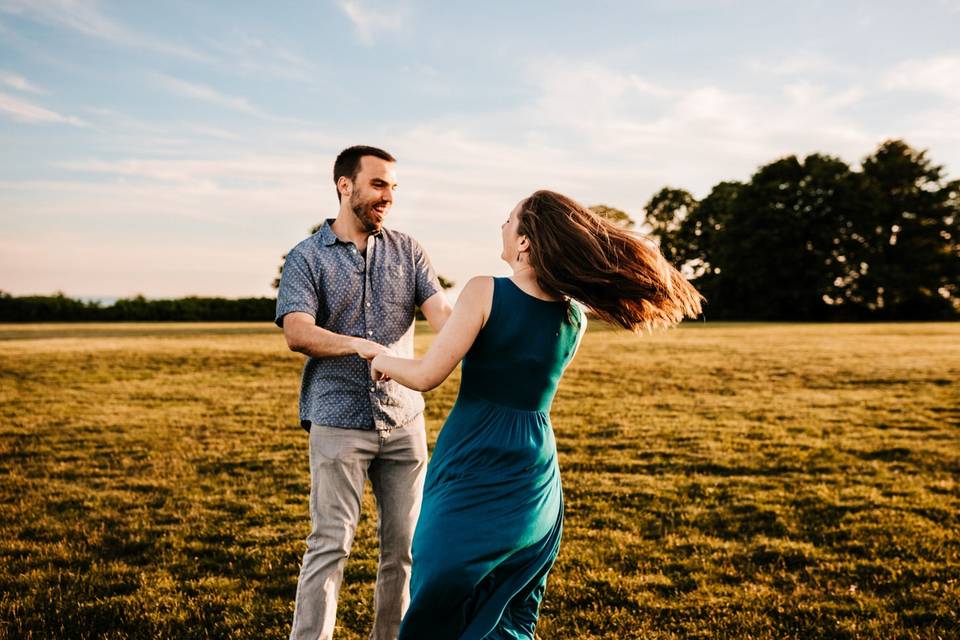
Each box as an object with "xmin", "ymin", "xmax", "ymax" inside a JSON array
[
  {"xmin": 275, "ymin": 246, "xmax": 388, "ymax": 360},
  {"xmin": 282, "ymin": 312, "xmax": 390, "ymax": 360},
  {"xmin": 419, "ymin": 291, "xmax": 453, "ymax": 332},
  {"xmin": 411, "ymin": 238, "xmax": 451, "ymax": 332}
]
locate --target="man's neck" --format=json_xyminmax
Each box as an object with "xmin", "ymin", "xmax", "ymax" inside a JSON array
[{"xmin": 330, "ymin": 210, "xmax": 371, "ymax": 251}]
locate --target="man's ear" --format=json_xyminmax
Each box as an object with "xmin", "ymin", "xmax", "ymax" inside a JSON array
[{"xmin": 337, "ymin": 176, "xmax": 353, "ymax": 199}]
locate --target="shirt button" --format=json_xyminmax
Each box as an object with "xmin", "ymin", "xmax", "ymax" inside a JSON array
[
  {"xmin": 367, "ymin": 330, "xmax": 373, "ymax": 335},
  {"xmin": 370, "ymin": 385, "xmax": 375, "ymax": 392},
  {"xmin": 366, "ymin": 302, "xmax": 371, "ymax": 308}
]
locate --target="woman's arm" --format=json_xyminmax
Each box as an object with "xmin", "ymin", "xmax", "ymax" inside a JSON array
[{"xmin": 371, "ymin": 276, "xmax": 493, "ymax": 391}]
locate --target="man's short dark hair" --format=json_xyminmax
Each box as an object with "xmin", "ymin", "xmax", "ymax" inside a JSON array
[{"xmin": 333, "ymin": 145, "xmax": 396, "ymax": 202}]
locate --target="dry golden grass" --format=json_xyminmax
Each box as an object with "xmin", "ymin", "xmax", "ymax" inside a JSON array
[{"xmin": 1, "ymin": 321, "xmax": 958, "ymax": 639}]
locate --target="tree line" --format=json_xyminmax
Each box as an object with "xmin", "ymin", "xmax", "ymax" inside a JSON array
[
  {"xmin": 3, "ymin": 139, "xmax": 956, "ymax": 322},
  {"xmin": 0, "ymin": 293, "xmax": 277, "ymax": 323}
]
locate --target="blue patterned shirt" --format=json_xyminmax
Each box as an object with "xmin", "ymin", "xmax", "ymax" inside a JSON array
[{"xmin": 275, "ymin": 219, "xmax": 442, "ymax": 431}]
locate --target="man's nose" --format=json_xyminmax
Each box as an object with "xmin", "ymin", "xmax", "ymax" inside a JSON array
[{"xmin": 382, "ymin": 189, "xmax": 394, "ymax": 203}]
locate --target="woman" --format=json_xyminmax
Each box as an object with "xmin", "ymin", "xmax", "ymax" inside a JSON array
[{"xmin": 370, "ymin": 190, "xmax": 703, "ymax": 639}]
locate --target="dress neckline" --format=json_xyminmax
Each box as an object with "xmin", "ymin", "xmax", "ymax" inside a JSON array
[{"xmin": 501, "ymin": 277, "xmax": 565, "ymax": 304}]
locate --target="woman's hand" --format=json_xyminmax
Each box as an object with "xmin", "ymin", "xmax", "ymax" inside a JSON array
[
  {"xmin": 365, "ymin": 277, "xmax": 490, "ymax": 391},
  {"xmin": 370, "ymin": 354, "xmax": 390, "ymax": 381}
]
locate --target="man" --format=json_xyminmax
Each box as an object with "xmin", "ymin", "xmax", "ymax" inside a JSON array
[{"xmin": 276, "ymin": 145, "xmax": 453, "ymax": 640}]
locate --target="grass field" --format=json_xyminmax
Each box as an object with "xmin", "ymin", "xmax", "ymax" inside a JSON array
[{"xmin": 1, "ymin": 321, "xmax": 958, "ymax": 639}]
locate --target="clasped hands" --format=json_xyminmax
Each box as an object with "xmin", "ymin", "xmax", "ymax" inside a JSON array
[{"xmin": 355, "ymin": 338, "xmax": 392, "ymax": 382}]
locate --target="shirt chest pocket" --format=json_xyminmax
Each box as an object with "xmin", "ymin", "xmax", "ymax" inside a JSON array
[
  {"xmin": 376, "ymin": 265, "xmax": 415, "ymax": 341},
  {"xmin": 381, "ymin": 264, "xmax": 414, "ymax": 308}
]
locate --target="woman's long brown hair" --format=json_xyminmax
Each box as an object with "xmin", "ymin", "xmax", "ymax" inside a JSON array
[{"xmin": 517, "ymin": 190, "xmax": 704, "ymax": 331}]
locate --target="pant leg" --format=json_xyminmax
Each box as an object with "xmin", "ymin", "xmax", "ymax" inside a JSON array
[
  {"xmin": 367, "ymin": 415, "xmax": 428, "ymax": 640},
  {"xmin": 290, "ymin": 426, "xmax": 379, "ymax": 640}
]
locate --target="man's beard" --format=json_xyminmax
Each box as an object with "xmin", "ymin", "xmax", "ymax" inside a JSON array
[{"xmin": 350, "ymin": 192, "xmax": 385, "ymax": 232}]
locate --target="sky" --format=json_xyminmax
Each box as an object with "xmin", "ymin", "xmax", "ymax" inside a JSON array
[{"xmin": 1, "ymin": 0, "xmax": 959, "ymax": 300}]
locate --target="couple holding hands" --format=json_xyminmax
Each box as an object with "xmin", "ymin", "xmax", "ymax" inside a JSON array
[{"xmin": 276, "ymin": 145, "xmax": 702, "ymax": 640}]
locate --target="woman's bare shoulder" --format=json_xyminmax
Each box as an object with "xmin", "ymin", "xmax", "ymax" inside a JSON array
[
  {"xmin": 458, "ymin": 275, "xmax": 495, "ymax": 300},
  {"xmin": 457, "ymin": 276, "xmax": 496, "ymax": 326}
]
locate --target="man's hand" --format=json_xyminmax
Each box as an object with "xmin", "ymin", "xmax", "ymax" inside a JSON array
[
  {"xmin": 353, "ymin": 338, "xmax": 392, "ymax": 361},
  {"xmin": 354, "ymin": 340, "xmax": 394, "ymax": 380}
]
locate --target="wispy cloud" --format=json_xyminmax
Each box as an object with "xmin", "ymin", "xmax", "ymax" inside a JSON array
[
  {"xmin": 0, "ymin": 70, "xmax": 45, "ymax": 93},
  {"xmin": 337, "ymin": 0, "xmax": 406, "ymax": 46},
  {"xmin": 525, "ymin": 58, "xmax": 675, "ymax": 132},
  {"xmin": 0, "ymin": 0, "xmax": 211, "ymax": 62},
  {"xmin": 884, "ymin": 53, "xmax": 960, "ymax": 101},
  {"xmin": 0, "ymin": 92, "xmax": 86, "ymax": 126},
  {"xmin": 202, "ymin": 31, "xmax": 318, "ymax": 81},
  {"xmin": 151, "ymin": 73, "xmax": 307, "ymax": 125},
  {"xmin": 1, "ymin": 2, "xmax": 317, "ymax": 83},
  {"xmin": 520, "ymin": 57, "xmax": 870, "ymax": 174},
  {"xmin": 747, "ymin": 51, "xmax": 849, "ymax": 76},
  {"xmin": 183, "ymin": 124, "xmax": 242, "ymax": 141},
  {"xmin": 55, "ymin": 155, "xmax": 322, "ymax": 185},
  {"xmin": 153, "ymin": 74, "xmax": 262, "ymax": 115},
  {"xmin": 81, "ymin": 106, "xmax": 243, "ymax": 143}
]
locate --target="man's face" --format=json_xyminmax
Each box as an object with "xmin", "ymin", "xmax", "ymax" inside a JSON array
[{"xmin": 346, "ymin": 156, "xmax": 397, "ymax": 233}]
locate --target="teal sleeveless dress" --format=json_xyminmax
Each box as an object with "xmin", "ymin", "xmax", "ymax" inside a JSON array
[{"xmin": 398, "ymin": 276, "xmax": 584, "ymax": 640}]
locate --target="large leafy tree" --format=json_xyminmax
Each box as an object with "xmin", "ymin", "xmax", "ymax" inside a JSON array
[
  {"xmin": 852, "ymin": 140, "xmax": 959, "ymax": 319},
  {"xmin": 710, "ymin": 154, "xmax": 861, "ymax": 320}
]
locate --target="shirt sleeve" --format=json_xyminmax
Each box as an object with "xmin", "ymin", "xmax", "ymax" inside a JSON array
[
  {"xmin": 412, "ymin": 238, "xmax": 443, "ymax": 306},
  {"xmin": 275, "ymin": 246, "xmax": 320, "ymax": 327}
]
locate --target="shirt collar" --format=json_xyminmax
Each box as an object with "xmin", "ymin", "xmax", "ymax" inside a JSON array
[
  {"xmin": 319, "ymin": 218, "xmax": 383, "ymax": 246},
  {"xmin": 319, "ymin": 219, "xmax": 339, "ymax": 246}
]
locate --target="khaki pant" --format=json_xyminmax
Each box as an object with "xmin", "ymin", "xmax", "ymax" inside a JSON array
[{"xmin": 290, "ymin": 416, "xmax": 428, "ymax": 640}]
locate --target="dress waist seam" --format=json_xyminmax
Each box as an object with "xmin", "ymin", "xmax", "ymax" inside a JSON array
[{"xmin": 456, "ymin": 389, "xmax": 549, "ymax": 415}]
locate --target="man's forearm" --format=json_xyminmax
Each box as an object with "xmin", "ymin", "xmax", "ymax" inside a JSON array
[{"xmin": 289, "ymin": 323, "xmax": 363, "ymax": 358}]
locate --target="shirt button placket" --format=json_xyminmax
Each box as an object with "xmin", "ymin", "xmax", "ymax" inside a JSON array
[
  {"xmin": 365, "ymin": 236, "xmax": 377, "ymax": 429},
  {"xmin": 362, "ymin": 239, "xmax": 372, "ymax": 336}
]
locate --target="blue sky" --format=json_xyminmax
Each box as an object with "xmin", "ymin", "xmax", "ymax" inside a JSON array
[{"xmin": 2, "ymin": 0, "xmax": 959, "ymax": 299}]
